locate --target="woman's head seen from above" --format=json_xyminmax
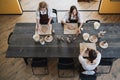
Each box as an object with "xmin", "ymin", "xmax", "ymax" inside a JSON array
[
  {"xmin": 69, "ymin": 5, "xmax": 78, "ymax": 16},
  {"xmin": 88, "ymin": 49, "xmax": 97, "ymax": 63},
  {"xmin": 38, "ymin": 1, "xmax": 48, "ymax": 11},
  {"xmin": 69, "ymin": 5, "xmax": 79, "ymax": 21}
]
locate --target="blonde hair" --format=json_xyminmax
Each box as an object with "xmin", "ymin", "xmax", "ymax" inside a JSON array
[{"xmin": 38, "ymin": 1, "xmax": 48, "ymax": 11}]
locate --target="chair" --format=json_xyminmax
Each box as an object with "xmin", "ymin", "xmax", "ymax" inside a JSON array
[
  {"xmin": 57, "ymin": 58, "xmax": 75, "ymax": 78},
  {"xmin": 97, "ymin": 58, "xmax": 114, "ymax": 74},
  {"xmin": 52, "ymin": 9, "xmax": 58, "ymax": 23},
  {"xmin": 79, "ymin": 73, "xmax": 97, "ymax": 80},
  {"xmin": 85, "ymin": 19, "xmax": 100, "ymax": 23},
  {"xmin": 31, "ymin": 58, "xmax": 49, "ymax": 75},
  {"xmin": 8, "ymin": 32, "xmax": 13, "ymax": 44}
]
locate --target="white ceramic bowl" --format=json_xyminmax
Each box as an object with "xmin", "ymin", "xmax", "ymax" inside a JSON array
[
  {"xmin": 33, "ymin": 34, "xmax": 40, "ymax": 42},
  {"xmin": 83, "ymin": 33, "xmax": 90, "ymax": 41},
  {"xmin": 94, "ymin": 22, "xmax": 100, "ymax": 29}
]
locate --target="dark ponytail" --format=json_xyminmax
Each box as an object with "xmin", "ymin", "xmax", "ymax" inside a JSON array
[{"xmin": 88, "ymin": 49, "xmax": 97, "ymax": 63}]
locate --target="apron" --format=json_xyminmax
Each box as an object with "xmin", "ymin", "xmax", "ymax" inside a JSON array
[
  {"xmin": 67, "ymin": 18, "xmax": 80, "ymax": 27},
  {"xmin": 39, "ymin": 10, "xmax": 49, "ymax": 24},
  {"xmin": 69, "ymin": 19, "xmax": 78, "ymax": 23}
]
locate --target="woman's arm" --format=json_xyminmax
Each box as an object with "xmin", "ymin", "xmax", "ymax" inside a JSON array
[
  {"xmin": 48, "ymin": 8, "xmax": 53, "ymax": 25},
  {"xmin": 79, "ymin": 48, "xmax": 87, "ymax": 64},
  {"xmin": 36, "ymin": 11, "xmax": 41, "ymax": 31},
  {"xmin": 77, "ymin": 23, "xmax": 83, "ymax": 34},
  {"xmin": 61, "ymin": 12, "xmax": 69, "ymax": 24},
  {"xmin": 79, "ymin": 23, "xmax": 83, "ymax": 29},
  {"xmin": 78, "ymin": 12, "xmax": 83, "ymax": 34},
  {"xmin": 48, "ymin": 17, "xmax": 52, "ymax": 25},
  {"xmin": 36, "ymin": 19, "xmax": 40, "ymax": 30},
  {"xmin": 94, "ymin": 50, "xmax": 101, "ymax": 66},
  {"xmin": 81, "ymin": 47, "xmax": 88, "ymax": 56}
]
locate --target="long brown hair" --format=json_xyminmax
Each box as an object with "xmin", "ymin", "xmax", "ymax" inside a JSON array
[
  {"xmin": 88, "ymin": 49, "xmax": 97, "ymax": 63},
  {"xmin": 37, "ymin": 1, "xmax": 48, "ymax": 11},
  {"xmin": 69, "ymin": 5, "xmax": 79, "ymax": 22}
]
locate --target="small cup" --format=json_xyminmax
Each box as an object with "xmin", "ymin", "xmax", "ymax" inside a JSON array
[
  {"xmin": 39, "ymin": 37, "xmax": 45, "ymax": 45},
  {"xmin": 33, "ymin": 33, "xmax": 40, "ymax": 42},
  {"xmin": 83, "ymin": 33, "xmax": 90, "ymax": 41},
  {"xmin": 40, "ymin": 40, "xmax": 45, "ymax": 45},
  {"xmin": 94, "ymin": 22, "xmax": 100, "ymax": 29},
  {"xmin": 81, "ymin": 28, "xmax": 83, "ymax": 31}
]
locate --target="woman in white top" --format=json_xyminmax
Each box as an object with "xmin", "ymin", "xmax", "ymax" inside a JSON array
[
  {"xmin": 61, "ymin": 5, "xmax": 83, "ymax": 34},
  {"xmin": 36, "ymin": 1, "xmax": 53, "ymax": 31},
  {"xmin": 78, "ymin": 48, "xmax": 101, "ymax": 75}
]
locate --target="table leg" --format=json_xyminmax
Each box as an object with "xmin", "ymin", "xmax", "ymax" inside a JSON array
[{"xmin": 24, "ymin": 58, "xmax": 28, "ymax": 65}]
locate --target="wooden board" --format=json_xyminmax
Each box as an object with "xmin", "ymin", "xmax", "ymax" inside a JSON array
[
  {"xmin": 79, "ymin": 43, "xmax": 96, "ymax": 57},
  {"xmin": 37, "ymin": 24, "xmax": 52, "ymax": 35},
  {"xmin": 64, "ymin": 23, "xmax": 78, "ymax": 34}
]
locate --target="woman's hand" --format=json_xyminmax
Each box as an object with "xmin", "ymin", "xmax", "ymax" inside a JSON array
[
  {"xmin": 76, "ymin": 29, "xmax": 81, "ymax": 36},
  {"xmin": 48, "ymin": 23, "xmax": 51, "ymax": 26},
  {"xmin": 36, "ymin": 25, "xmax": 39, "ymax": 32},
  {"xmin": 36, "ymin": 24, "xmax": 41, "ymax": 32},
  {"xmin": 48, "ymin": 24, "xmax": 52, "ymax": 27},
  {"xmin": 78, "ymin": 29, "xmax": 81, "ymax": 33},
  {"xmin": 84, "ymin": 47, "xmax": 87, "ymax": 50},
  {"xmin": 80, "ymin": 47, "xmax": 88, "ymax": 55}
]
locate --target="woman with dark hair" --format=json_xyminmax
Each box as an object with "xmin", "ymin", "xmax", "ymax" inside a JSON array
[
  {"xmin": 88, "ymin": 50, "xmax": 97, "ymax": 63},
  {"xmin": 61, "ymin": 5, "xmax": 83, "ymax": 34},
  {"xmin": 78, "ymin": 48, "xmax": 101, "ymax": 75}
]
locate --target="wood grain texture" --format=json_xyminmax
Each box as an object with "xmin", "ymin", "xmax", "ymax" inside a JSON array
[{"xmin": 20, "ymin": 0, "xmax": 100, "ymax": 11}]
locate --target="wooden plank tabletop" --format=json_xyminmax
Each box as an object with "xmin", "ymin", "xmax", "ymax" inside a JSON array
[{"xmin": 6, "ymin": 23, "xmax": 120, "ymax": 58}]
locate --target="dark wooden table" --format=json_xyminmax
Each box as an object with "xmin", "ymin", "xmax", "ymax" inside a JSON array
[
  {"xmin": 6, "ymin": 23, "xmax": 120, "ymax": 64},
  {"xmin": 77, "ymin": 0, "xmax": 91, "ymax": 2}
]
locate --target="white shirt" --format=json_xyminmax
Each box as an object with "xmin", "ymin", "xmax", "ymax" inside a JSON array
[
  {"xmin": 62, "ymin": 11, "xmax": 83, "ymax": 23},
  {"xmin": 36, "ymin": 8, "xmax": 53, "ymax": 19},
  {"xmin": 78, "ymin": 52, "xmax": 101, "ymax": 75}
]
